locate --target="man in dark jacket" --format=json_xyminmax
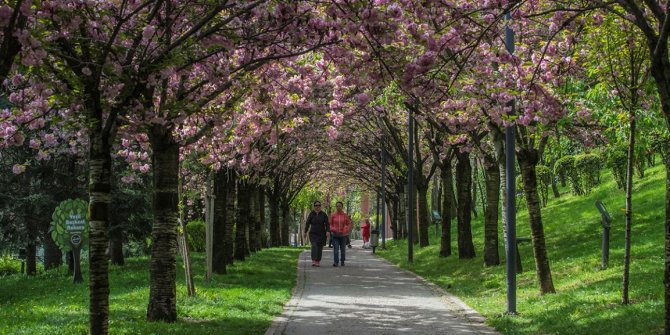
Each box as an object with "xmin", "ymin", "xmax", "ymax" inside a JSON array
[{"xmin": 304, "ymin": 201, "xmax": 330, "ymax": 267}]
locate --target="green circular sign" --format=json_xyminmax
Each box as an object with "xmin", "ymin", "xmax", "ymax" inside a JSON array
[{"xmin": 50, "ymin": 199, "xmax": 89, "ymax": 252}]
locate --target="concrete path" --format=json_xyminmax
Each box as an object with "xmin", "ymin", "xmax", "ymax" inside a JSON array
[{"xmin": 266, "ymin": 240, "xmax": 499, "ymax": 335}]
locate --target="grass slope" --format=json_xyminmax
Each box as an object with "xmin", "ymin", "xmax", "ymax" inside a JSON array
[
  {"xmin": 378, "ymin": 164, "xmax": 665, "ymax": 335},
  {"xmin": 0, "ymin": 247, "xmax": 302, "ymax": 335}
]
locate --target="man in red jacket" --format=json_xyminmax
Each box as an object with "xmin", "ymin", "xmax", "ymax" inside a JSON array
[{"xmin": 329, "ymin": 201, "xmax": 352, "ymax": 267}]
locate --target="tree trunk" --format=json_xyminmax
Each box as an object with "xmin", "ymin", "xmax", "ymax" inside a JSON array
[
  {"xmin": 146, "ymin": 129, "xmax": 179, "ymax": 322},
  {"xmin": 224, "ymin": 171, "xmax": 236, "ymax": 265},
  {"xmin": 281, "ymin": 202, "xmax": 290, "ymax": 246},
  {"xmin": 410, "ymin": 183, "xmax": 419, "ymax": 245},
  {"xmin": 391, "ymin": 197, "xmax": 399, "ymax": 240},
  {"xmin": 518, "ymin": 148, "xmax": 556, "ymax": 294},
  {"xmin": 248, "ymin": 186, "xmax": 257, "ymax": 253},
  {"xmin": 43, "ymin": 229, "xmax": 62, "ymax": 270},
  {"xmin": 26, "ymin": 238, "xmax": 37, "ymax": 276},
  {"xmin": 257, "ymin": 188, "xmax": 265, "ymax": 249},
  {"xmin": 456, "ymin": 151, "xmax": 475, "ymax": 259},
  {"xmin": 449, "ymin": 174, "xmax": 458, "ymax": 216},
  {"xmin": 551, "ymin": 176, "xmax": 560, "ymax": 198},
  {"xmin": 109, "ymin": 224, "xmax": 124, "ymax": 266},
  {"xmin": 235, "ymin": 180, "xmax": 250, "ymax": 261},
  {"xmin": 472, "ymin": 159, "xmax": 480, "ymax": 218},
  {"xmin": 212, "ymin": 169, "xmax": 227, "ymax": 274},
  {"xmin": 67, "ymin": 251, "xmax": 74, "ymax": 274},
  {"xmin": 88, "ymin": 129, "xmax": 112, "ymax": 335},
  {"xmin": 622, "ymin": 111, "xmax": 636, "ymax": 304},
  {"xmin": 440, "ymin": 162, "xmax": 453, "ymax": 257},
  {"xmin": 416, "ymin": 178, "xmax": 430, "ymax": 247},
  {"xmin": 484, "ymin": 160, "xmax": 501, "ymax": 266},
  {"xmin": 269, "ymin": 190, "xmax": 280, "ymax": 247},
  {"xmin": 665, "ymin": 139, "xmax": 670, "ymax": 334}
]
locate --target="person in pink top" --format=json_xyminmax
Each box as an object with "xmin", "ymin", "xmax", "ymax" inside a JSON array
[{"xmin": 329, "ymin": 201, "xmax": 352, "ymax": 267}]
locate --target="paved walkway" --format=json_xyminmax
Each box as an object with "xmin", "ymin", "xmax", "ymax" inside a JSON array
[{"xmin": 265, "ymin": 240, "xmax": 499, "ymax": 335}]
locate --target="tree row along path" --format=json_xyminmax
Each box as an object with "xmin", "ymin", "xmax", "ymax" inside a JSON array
[{"xmin": 266, "ymin": 240, "xmax": 499, "ymax": 335}]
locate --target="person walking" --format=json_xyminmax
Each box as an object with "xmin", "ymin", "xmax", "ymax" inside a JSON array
[
  {"xmin": 329, "ymin": 201, "xmax": 352, "ymax": 267},
  {"xmin": 304, "ymin": 201, "xmax": 330, "ymax": 267},
  {"xmin": 361, "ymin": 218, "xmax": 371, "ymax": 249}
]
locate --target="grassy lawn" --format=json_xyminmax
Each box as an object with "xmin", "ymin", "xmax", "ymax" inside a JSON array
[
  {"xmin": 378, "ymin": 164, "xmax": 665, "ymax": 335},
  {"xmin": 0, "ymin": 247, "xmax": 303, "ymax": 335}
]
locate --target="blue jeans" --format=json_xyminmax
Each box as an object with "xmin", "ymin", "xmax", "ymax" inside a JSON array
[{"xmin": 332, "ymin": 236, "xmax": 346, "ymax": 264}]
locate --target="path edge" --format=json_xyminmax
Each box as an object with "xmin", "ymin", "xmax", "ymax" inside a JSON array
[
  {"xmin": 374, "ymin": 253, "xmax": 500, "ymax": 335},
  {"xmin": 264, "ymin": 250, "xmax": 308, "ymax": 335}
]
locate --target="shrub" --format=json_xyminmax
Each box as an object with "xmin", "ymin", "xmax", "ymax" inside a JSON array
[
  {"xmin": 605, "ymin": 145, "xmax": 627, "ymax": 189},
  {"xmin": 536, "ymin": 165, "xmax": 552, "ymax": 207},
  {"xmin": 574, "ymin": 153, "xmax": 602, "ymax": 194},
  {"xmin": 0, "ymin": 254, "xmax": 22, "ymax": 276},
  {"xmin": 554, "ymin": 156, "xmax": 582, "ymax": 195},
  {"xmin": 186, "ymin": 219, "xmax": 206, "ymax": 252}
]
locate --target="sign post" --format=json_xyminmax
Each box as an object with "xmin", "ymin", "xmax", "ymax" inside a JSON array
[{"xmin": 50, "ymin": 199, "xmax": 89, "ymax": 283}]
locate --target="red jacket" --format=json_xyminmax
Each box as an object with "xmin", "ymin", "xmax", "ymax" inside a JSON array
[{"xmin": 329, "ymin": 211, "xmax": 352, "ymax": 237}]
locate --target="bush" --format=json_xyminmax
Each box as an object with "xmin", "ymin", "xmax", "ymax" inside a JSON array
[
  {"xmin": 0, "ymin": 254, "xmax": 22, "ymax": 276},
  {"xmin": 605, "ymin": 146, "xmax": 627, "ymax": 189},
  {"xmin": 186, "ymin": 219, "xmax": 206, "ymax": 252},
  {"xmin": 554, "ymin": 156, "xmax": 582, "ymax": 195},
  {"xmin": 574, "ymin": 153, "xmax": 602, "ymax": 194}
]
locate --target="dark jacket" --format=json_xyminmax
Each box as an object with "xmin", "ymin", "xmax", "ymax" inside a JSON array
[{"xmin": 304, "ymin": 210, "xmax": 329, "ymax": 238}]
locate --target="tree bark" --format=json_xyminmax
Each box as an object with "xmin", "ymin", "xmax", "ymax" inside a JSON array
[
  {"xmin": 257, "ymin": 188, "xmax": 266, "ymax": 249},
  {"xmin": 212, "ymin": 169, "xmax": 227, "ymax": 274},
  {"xmin": 43, "ymin": 229, "xmax": 62, "ymax": 270},
  {"xmin": 281, "ymin": 202, "xmax": 290, "ymax": 246},
  {"xmin": 410, "ymin": 182, "xmax": 419, "ymax": 245},
  {"xmin": 665, "ymin": 139, "xmax": 670, "ymax": 333},
  {"xmin": 416, "ymin": 179, "xmax": 430, "ymax": 247},
  {"xmin": 88, "ymin": 129, "xmax": 112, "ymax": 334},
  {"xmin": 440, "ymin": 162, "xmax": 453, "ymax": 257},
  {"xmin": 269, "ymin": 189, "xmax": 280, "ymax": 246},
  {"xmin": 391, "ymin": 199, "xmax": 400, "ymax": 241},
  {"xmin": 483, "ymin": 160, "xmax": 501, "ymax": 266},
  {"xmin": 456, "ymin": 151, "xmax": 475, "ymax": 259},
  {"xmin": 146, "ymin": 128, "xmax": 179, "ymax": 322},
  {"xmin": 109, "ymin": 224, "xmax": 124, "ymax": 266},
  {"xmin": 518, "ymin": 148, "xmax": 556, "ymax": 294},
  {"xmin": 235, "ymin": 180, "xmax": 250, "ymax": 261},
  {"xmin": 248, "ymin": 186, "xmax": 257, "ymax": 253},
  {"xmin": 623, "ymin": 109, "xmax": 636, "ymax": 304},
  {"xmin": 224, "ymin": 171, "xmax": 236, "ymax": 265},
  {"xmin": 25, "ymin": 230, "xmax": 37, "ymax": 276}
]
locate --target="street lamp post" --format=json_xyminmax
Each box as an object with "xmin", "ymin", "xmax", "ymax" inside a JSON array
[{"xmin": 504, "ymin": 10, "xmax": 517, "ymax": 315}]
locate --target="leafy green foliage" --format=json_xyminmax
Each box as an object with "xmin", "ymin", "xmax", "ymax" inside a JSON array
[
  {"xmin": 0, "ymin": 255, "xmax": 22, "ymax": 276},
  {"xmin": 186, "ymin": 219, "xmax": 206, "ymax": 252},
  {"xmin": 554, "ymin": 156, "xmax": 577, "ymax": 194},
  {"xmin": 574, "ymin": 153, "xmax": 602, "ymax": 194},
  {"xmin": 604, "ymin": 145, "xmax": 627, "ymax": 189}
]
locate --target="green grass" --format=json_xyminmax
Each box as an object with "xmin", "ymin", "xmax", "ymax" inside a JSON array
[
  {"xmin": 0, "ymin": 247, "xmax": 303, "ymax": 335},
  {"xmin": 378, "ymin": 164, "xmax": 666, "ymax": 335}
]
